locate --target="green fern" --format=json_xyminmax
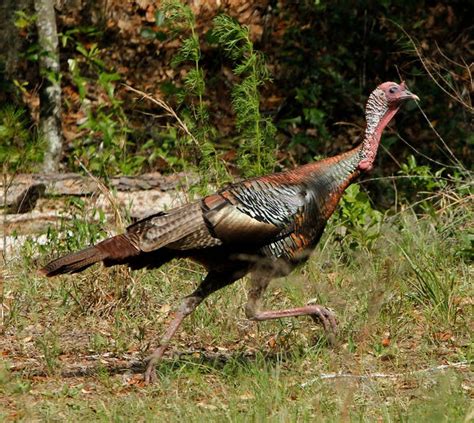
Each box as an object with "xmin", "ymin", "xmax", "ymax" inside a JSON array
[
  {"xmin": 213, "ymin": 15, "xmax": 276, "ymax": 177},
  {"xmin": 162, "ymin": 0, "xmax": 227, "ymax": 190}
]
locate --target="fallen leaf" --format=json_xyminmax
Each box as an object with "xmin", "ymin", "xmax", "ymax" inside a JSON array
[
  {"xmin": 159, "ymin": 304, "xmax": 171, "ymax": 314},
  {"xmin": 268, "ymin": 336, "xmax": 277, "ymax": 349},
  {"xmin": 433, "ymin": 331, "xmax": 453, "ymax": 342}
]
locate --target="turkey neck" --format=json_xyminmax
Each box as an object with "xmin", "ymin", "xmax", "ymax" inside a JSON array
[
  {"xmin": 287, "ymin": 93, "xmax": 400, "ymax": 219},
  {"xmin": 358, "ymin": 105, "xmax": 400, "ymax": 172}
]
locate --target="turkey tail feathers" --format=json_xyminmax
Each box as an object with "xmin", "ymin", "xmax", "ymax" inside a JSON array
[
  {"xmin": 40, "ymin": 234, "xmax": 140, "ymax": 277},
  {"xmin": 40, "ymin": 246, "xmax": 105, "ymax": 276}
]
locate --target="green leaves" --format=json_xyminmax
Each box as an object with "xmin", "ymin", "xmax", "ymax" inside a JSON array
[
  {"xmin": 332, "ymin": 184, "xmax": 383, "ymax": 250},
  {"xmin": 212, "ymin": 15, "xmax": 252, "ymax": 61},
  {"xmin": 154, "ymin": 1, "xmax": 230, "ymax": 190},
  {"xmin": 137, "ymin": 9, "xmax": 277, "ymax": 182},
  {"xmin": 339, "ymin": 184, "xmax": 382, "ymax": 226},
  {"xmin": 183, "ymin": 68, "xmax": 205, "ymax": 98},
  {"xmin": 399, "ymin": 154, "xmax": 447, "ymax": 192},
  {"xmin": 171, "ymin": 35, "xmax": 201, "ymax": 67},
  {"xmin": 161, "ymin": 0, "xmax": 195, "ymax": 29}
]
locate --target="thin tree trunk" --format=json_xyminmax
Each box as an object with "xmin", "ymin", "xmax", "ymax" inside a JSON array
[{"xmin": 35, "ymin": 0, "xmax": 62, "ymax": 173}]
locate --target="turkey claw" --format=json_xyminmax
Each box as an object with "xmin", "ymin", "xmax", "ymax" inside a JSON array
[
  {"xmin": 309, "ymin": 305, "xmax": 337, "ymax": 345},
  {"xmin": 144, "ymin": 360, "xmax": 158, "ymax": 384}
]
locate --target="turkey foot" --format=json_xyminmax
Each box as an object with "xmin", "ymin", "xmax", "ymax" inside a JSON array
[
  {"xmin": 144, "ymin": 346, "xmax": 167, "ymax": 384},
  {"xmin": 249, "ymin": 305, "xmax": 337, "ymax": 345}
]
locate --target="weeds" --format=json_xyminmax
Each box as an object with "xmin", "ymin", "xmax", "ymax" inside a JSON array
[
  {"xmin": 0, "ymin": 106, "xmax": 43, "ymax": 174},
  {"xmin": 213, "ymin": 15, "xmax": 277, "ymax": 177},
  {"xmin": 36, "ymin": 329, "xmax": 62, "ymax": 376},
  {"xmin": 159, "ymin": 1, "xmax": 228, "ymax": 190},
  {"xmin": 30, "ymin": 197, "xmax": 108, "ymax": 259},
  {"xmin": 400, "ymin": 246, "xmax": 459, "ymax": 324},
  {"xmin": 65, "ymin": 39, "xmax": 136, "ymax": 176},
  {"xmin": 331, "ymin": 184, "xmax": 383, "ymax": 251},
  {"xmin": 137, "ymin": 8, "xmax": 277, "ymax": 183}
]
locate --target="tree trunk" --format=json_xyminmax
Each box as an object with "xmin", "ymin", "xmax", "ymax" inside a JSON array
[{"xmin": 35, "ymin": 0, "xmax": 62, "ymax": 173}]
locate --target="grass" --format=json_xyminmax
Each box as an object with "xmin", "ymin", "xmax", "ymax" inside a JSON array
[{"xmin": 0, "ymin": 188, "xmax": 472, "ymax": 422}]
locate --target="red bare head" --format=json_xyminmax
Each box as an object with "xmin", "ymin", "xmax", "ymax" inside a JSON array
[
  {"xmin": 365, "ymin": 81, "xmax": 419, "ymax": 136},
  {"xmin": 376, "ymin": 81, "xmax": 420, "ymax": 108}
]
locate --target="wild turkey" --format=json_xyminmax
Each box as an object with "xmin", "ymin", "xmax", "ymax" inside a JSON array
[{"xmin": 41, "ymin": 81, "xmax": 418, "ymax": 383}]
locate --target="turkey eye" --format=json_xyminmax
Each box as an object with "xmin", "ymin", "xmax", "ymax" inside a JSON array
[{"xmin": 389, "ymin": 86, "xmax": 398, "ymax": 93}]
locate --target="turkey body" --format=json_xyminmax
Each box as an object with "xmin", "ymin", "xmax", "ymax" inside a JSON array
[
  {"xmin": 42, "ymin": 148, "xmax": 361, "ymax": 279},
  {"xmin": 41, "ymin": 81, "xmax": 418, "ymax": 383}
]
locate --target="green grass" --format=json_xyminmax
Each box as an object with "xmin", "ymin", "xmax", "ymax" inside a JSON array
[{"xmin": 1, "ymin": 190, "xmax": 472, "ymax": 422}]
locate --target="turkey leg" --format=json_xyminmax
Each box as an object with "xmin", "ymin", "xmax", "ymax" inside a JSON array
[
  {"xmin": 144, "ymin": 269, "xmax": 243, "ymax": 384},
  {"xmin": 245, "ymin": 275, "xmax": 337, "ymax": 344},
  {"xmin": 144, "ymin": 294, "xmax": 202, "ymax": 384}
]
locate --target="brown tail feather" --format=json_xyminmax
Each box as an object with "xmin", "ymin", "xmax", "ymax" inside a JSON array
[
  {"xmin": 40, "ymin": 234, "xmax": 140, "ymax": 277},
  {"xmin": 40, "ymin": 246, "xmax": 105, "ymax": 276}
]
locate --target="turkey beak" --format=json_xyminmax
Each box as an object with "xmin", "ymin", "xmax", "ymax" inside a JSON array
[{"xmin": 401, "ymin": 89, "xmax": 420, "ymax": 102}]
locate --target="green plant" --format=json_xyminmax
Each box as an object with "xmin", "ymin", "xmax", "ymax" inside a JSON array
[
  {"xmin": 283, "ymin": 85, "xmax": 330, "ymax": 163},
  {"xmin": 36, "ymin": 329, "xmax": 62, "ymax": 375},
  {"xmin": 331, "ymin": 183, "xmax": 383, "ymax": 250},
  {"xmin": 58, "ymin": 29, "xmax": 157, "ymax": 177},
  {"xmin": 62, "ymin": 198, "xmax": 107, "ymax": 247},
  {"xmin": 1, "ymin": 106, "xmax": 44, "ymax": 267},
  {"xmin": 398, "ymin": 154, "xmax": 447, "ymax": 206},
  {"xmin": 213, "ymin": 15, "xmax": 277, "ymax": 177},
  {"xmin": 400, "ymin": 246, "xmax": 459, "ymax": 324},
  {"xmin": 14, "ymin": 10, "xmax": 37, "ymax": 30},
  {"xmin": 89, "ymin": 333, "xmax": 109, "ymax": 353},
  {"xmin": 0, "ymin": 106, "xmax": 43, "ymax": 173},
  {"xmin": 28, "ymin": 197, "xmax": 108, "ymax": 261},
  {"xmin": 13, "ymin": 11, "xmax": 41, "ymax": 63},
  {"xmin": 66, "ymin": 45, "xmax": 137, "ymax": 176},
  {"xmin": 157, "ymin": 0, "xmax": 228, "ymax": 189},
  {"xmin": 137, "ymin": 9, "xmax": 278, "ymax": 184}
]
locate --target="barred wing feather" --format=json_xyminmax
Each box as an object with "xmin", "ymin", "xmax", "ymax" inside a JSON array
[{"xmin": 202, "ymin": 181, "xmax": 306, "ymax": 245}]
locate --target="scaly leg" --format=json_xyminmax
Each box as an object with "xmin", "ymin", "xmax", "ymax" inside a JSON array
[
  {"xmin": 144, "ymin": 269, "xmax": 244, "ymax": 384},
  {"xmin": 245, "ymin": 275, "xmax": 337, "ymax": 344},
  {"xmin": 144, "ymin": 295, "xmax": 201, "ymax": 383}
]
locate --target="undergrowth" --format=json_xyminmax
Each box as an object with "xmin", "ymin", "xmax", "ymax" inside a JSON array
[
  {"xmin": 159, "ymin": 1, "xmax": 228, "ymax": 190},
  {"xmin": 212, "ymin": 14, "xmax": 277, "ymax": 177}
]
